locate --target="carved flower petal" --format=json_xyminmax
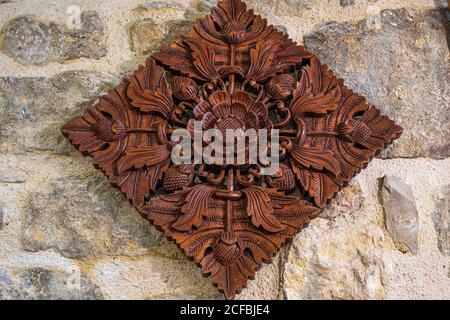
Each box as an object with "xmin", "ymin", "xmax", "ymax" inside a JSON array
[
  {"xmin": 232, "ymin": 91, "xmax": 253, "ymax": 107},
  {"xmin": 243, "ymin": 111, "xmax": 259, "ymax": 130},
  {"xmin": 202, "ymin": 112, "xmax": 218, "ymax": 130},
  {"xmin": 208, "ymin": 90, "xmax": 232, "ymax": 107},
  {"xmin": 247, "ymin": 102, "xmax": 268, "ymax": 126},
  {"xmin": 229, "ymin": 103, "xmax": 248, "ymax": 119},
  {"xmin": 194, "ymin": 100, "xmax": 212, "ymax": 119}
]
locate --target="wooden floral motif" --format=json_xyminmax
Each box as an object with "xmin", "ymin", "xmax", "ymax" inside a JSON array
[{"xmin": 61, "ymin": 0, "xmax": 403, "ymax": 299}]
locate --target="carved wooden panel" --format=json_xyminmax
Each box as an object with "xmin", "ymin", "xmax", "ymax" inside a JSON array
[{"xmin": 62, "ymin": 0, "xmax": 403, "ymax": 299}]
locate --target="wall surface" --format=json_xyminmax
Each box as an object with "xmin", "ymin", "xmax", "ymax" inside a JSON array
[{"xmin": 0, "ymin": 0, "xmax": 449, "ymax": 300}]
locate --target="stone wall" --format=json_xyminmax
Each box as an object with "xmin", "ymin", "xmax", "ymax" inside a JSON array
[{"xmin": 0, "ymin": 0, "xmax": 448, "ymax": 300}]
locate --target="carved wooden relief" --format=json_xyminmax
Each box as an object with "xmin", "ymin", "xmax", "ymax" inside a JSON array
[{"xmin": 62, "ymin": 0, "xmax": 403, "ymax": 299}]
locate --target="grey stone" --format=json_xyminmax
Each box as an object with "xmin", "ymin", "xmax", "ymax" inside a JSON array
[
  {"xmin": 0, "ymin": 71, "xmax": 116, "ymax": 154},
  {"xmin": 0, "ymin": 268, "xmax": 18, "ymax": 299},
  {"xmin": 433, "ymin": 186, "xmax": 450, "ymax": 256},
  {"xmin": 57, "ymin": 11, "xmax": 107, "ymax": 61},
  {"xmin": 304, "ymin": 9, "xmax": 450, "ymax": 159},
  {"xmin": 129, "ymin": 18, "xmax": 192, "ymax": 55},
  {"xmin": 198, "ymin": 0, "xmax": 218, "ymax": 11},
  {"xmin": 1, "ymin": 16, "xmax": 52, "ymax": 65},
  {"xmin": 0, "ymin": 206, "xmax": 5, "ymax": 229},
  {"xmin": 0, "ymin": 198, "xmax": 13, "ymax": 230},
  {"xmin": 140, "ymin": 1, "xmax": 186, "ymax": 10},
  {"xmin": 0, "ymin": 267, "xmax": 103, "ymax": 300},
  {"xmin": 22, "ymin": 175, "xmax": 162, "ymax": 259},
  {"xmin": 274, "ymin": 25, "xmax": 288, "ymax": 34},
  {"xmin": 1, "ymin": 11, "xmax": 106, "ymax": 65},
  {"xmin": 0, "ymin": 171, "xmax": 26, "ymax": 183},
  {"xmin": 340, "ymin": 0, "xmax": 355, "ymax": 6},
  {"xmin": 249, "ymin": 0, "xmax": 314, "ymax": 16},
  {"xmin": 380, "ymin": 176, "xmax": 419, "ymax": 254},
  {"xmin": 0, "ymin": 92, "xmax": 8, "ymax": 109}
]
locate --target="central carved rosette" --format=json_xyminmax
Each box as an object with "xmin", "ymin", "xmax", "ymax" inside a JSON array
[
  {"xmin": 184, "ymin": 89, "xmax": 271, "ymax": 166},
  {"xmin": 194, "ymin": 90, "xmax": 267, "ymax": 133}
]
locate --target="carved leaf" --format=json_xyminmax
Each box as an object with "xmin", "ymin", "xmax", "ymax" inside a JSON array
[
  {"xmin": 290, "ymin": 145, "xmax": 341, "ymax": 176},
  {"xmin": 212, "ymin": 0, "xmax": 247, "ymax": 20},
  {"xmin": 172, "ymin": 185, "xmax": 216, "ymax": 231},
  {"xmin": 291, "ymin": 56, "xmax": 341, "ymax": 115},
  {"xmin": 114, "ymin": 169, "xmax": 151, "ymax": 208},
  {"xmin": 201, "ymin": 253, "xmax": 254, "ymax": 300},
  {"xmin": 61, "ymin": 81, "xmax": 130, "ymax": 178},
  {"xmin": 154, "ymin": 0, "xmax": 310, "ymax": 82},
  {"xmin": 246, "ymin": 41, "xmax": 280, "ymax": 81},
  {"xmin": 235, "ymin": 231, "xmax": 278, "ymax": 265},
  {"xmin": 274, "ymin": 201, "xmax": 319, "ymax": 229},
  {"xmin": 147, "ymin": 158, "xmax": 171, "ymax": 191},
  {"xmin": 127, "ymin": 59, "xmax": 174, "ymax": 118},
  {"xmin": 180, "ymin": 229, "xmax": 224, "ymax": 263},
  {"xmin": 116, "ymin": 144, "xmax": 172, "ymax": 174},
  {"xmin": 153, "ymin": 40, "xmax": 205, "ymax": 80},
  {"xmin": 292, "ymin": 162, "xmax": 340, "ymax": 208},
  {"xmin": 146, "ymin": 188, "xmax": 191, "ymax": 227},
  {"xmin": 242, "ymin": 187, "xmax": 284, "ymax": 233},
  {"xmin": 291, "ymin": 85, "xmax": 341, "ymax": 115},
  {"xmin": 271, "ymin": 40, "xmax": 313, "ymax": 74},
  {"xmin": 188, "ymin": 39, "xmax": 221, "ymax": 81}
]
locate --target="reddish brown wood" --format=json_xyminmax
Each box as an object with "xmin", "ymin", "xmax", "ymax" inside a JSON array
[{"xmin": 61, "ymin": 0, "xmax": 403, "ymax": 300}]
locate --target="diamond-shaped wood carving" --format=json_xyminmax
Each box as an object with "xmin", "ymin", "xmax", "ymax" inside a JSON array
[{"xmin": 62, "ymin": 0, "xmax": 403, "ymax": 299}]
